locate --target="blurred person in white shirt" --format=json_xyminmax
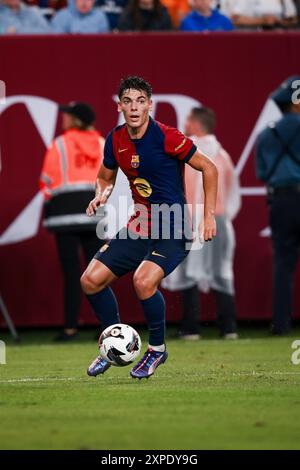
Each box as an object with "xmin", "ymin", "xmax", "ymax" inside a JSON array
[
  {"xmin": 217, "ymin": 0, "xmax": 298, "ymax": 28},
  {"xmin": 162, "ymin": 107, "xmax": 241, "ymax": 340}
]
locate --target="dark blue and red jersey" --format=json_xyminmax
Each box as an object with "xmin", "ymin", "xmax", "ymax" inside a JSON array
[{"xmin": 103, "ymin": 116, "xmax": 197, "ymax": 236}]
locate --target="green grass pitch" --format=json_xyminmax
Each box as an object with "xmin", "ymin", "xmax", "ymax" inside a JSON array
[{"xmin": 0, "ymin": 327, "xmax": 300, "ymax": 450}]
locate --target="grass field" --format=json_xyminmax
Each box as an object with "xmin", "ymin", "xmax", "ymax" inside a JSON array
[{"xmin": 0, "ymin": 327, "xmax": 300, "ymax": 450}]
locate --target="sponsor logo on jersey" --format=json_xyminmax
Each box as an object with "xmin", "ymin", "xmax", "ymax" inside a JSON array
[{"xmin": 133, "ymin": 177, "xmax": 152, "ymax": 197}]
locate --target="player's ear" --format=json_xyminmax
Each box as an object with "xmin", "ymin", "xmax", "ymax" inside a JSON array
[
  {"xmin": 149, "ymin": 99, "xmax": 153, "ymax": 113},
  {"xmin": 117, "ymin": 101, "xmax": 122, "ymax": 113}
]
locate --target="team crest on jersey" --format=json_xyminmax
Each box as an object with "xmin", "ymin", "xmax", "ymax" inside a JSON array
[{"xmin": 131, "ymin": 155, "xmax": 140, "ymax": 168}]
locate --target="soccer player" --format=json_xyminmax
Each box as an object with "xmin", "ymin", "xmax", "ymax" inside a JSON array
[{"xmin": 81, "ymin": 76, "xmax": 218, "ymax": 379}]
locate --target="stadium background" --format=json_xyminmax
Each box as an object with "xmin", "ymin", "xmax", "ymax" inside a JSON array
[{"xmin": 1, "ymin": 31, "xmax": 300, "ymax": 327}]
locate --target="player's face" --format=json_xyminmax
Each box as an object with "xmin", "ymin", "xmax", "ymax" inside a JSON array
[{"xmin": 118, "ymin": 89, "xmax": 152, "ymax": 130}]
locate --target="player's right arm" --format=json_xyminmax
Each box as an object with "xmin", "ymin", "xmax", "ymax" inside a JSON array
[
  {"xmin": 86, "ymin": 165, "xmax": 118, "ymax": 216},
  {"xmin": 86, "ymin": 131, "xmax": 119, "ymax": 216}
]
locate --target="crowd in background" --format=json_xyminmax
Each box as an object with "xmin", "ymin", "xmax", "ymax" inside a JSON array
[{"xmin": 0, "ymin": 0, "xmax": 300, "ymax": 34}]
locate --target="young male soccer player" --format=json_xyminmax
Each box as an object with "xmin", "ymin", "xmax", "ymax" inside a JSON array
[{"xmin": 81, "ymin": 76, "xmax": 218, "ymax": 379}]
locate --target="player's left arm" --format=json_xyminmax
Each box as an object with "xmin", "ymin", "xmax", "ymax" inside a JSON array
[
  {"xmin": 164, "ymin": 127, "xmax": 218, "ymax": 241},
  {"xmin": 188, "ymin": 150, "xmax": 218, "ymax": 241}
]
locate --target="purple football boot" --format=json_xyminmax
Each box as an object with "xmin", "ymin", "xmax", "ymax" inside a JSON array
[
  {"xmin": 87, "ymin": 355, "xmax": 111, "ymax": 377},
  {"xmin": 130, "ymin": 348, "xmax": 168, "ymax": 380}
]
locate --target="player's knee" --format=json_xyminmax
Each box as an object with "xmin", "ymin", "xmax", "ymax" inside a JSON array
[
  {"xmin": 80, "ymin": 272, "xmax": 97, "ymax": 294},
  {"xmin": 80, "ymin": 271, "xmax": 107, "ymax": 295},
  {"xmin": 133, "ymin": 273, "xmax": 156, "ymax": 299}
]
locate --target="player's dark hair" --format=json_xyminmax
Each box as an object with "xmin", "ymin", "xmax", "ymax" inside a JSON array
[
  {"xmin": 191, "ymin": 107, "xmax": 216, "ymax": 133},
  {"xmin": 123, "ymin": 0, "xmax": 163, "ymax": 31},
  {"xmin": 118, "ymin": 76, "xmax": 152, "ymax": 99}
]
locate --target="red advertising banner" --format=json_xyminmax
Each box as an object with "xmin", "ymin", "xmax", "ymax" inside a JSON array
[{"xmin": 1, "ymin": 32, "xmax": 300, "ymax": 327}]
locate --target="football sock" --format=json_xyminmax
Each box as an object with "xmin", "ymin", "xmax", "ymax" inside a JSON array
[
  {"xmin": 140, "ymin": 290, "xmax": 166, "ymax": 347},
  {"xmin": 149, "ymin": 344, "xmax": 166, "ymax": 352},
  {"xmin": 86, "ymin": 287, "xmax": 120, "ymax": 329}
]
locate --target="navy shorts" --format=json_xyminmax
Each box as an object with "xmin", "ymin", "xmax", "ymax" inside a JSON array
[{"xmin": 94, "ymin": 227, "xmax": 190, "ymax": 278}]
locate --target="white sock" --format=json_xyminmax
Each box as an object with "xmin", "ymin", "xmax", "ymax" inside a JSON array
[{"xmin": 149, "ymin": 344, "xmax": 166, "ymax": 352}]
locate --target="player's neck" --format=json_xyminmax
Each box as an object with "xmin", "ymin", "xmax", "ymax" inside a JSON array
[{"xmin": 126, "ymin": 117, "xmax": 150, "ymax": 140}]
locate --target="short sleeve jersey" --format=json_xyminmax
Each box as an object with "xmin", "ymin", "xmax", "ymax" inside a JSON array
[{"xmin": 103, "ymin": 116, "xmax": 197, "ymax": 234}]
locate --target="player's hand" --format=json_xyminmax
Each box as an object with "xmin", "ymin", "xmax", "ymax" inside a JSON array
[
  {"xmin": 86, "ymin": 185, "xmax": 113, "ymax": 216},
  {"xmin": 203, "ymin": 212, "xmax": 217, "ymax": 242}
]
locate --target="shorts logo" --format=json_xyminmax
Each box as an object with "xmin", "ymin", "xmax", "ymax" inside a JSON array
[
  {"xmin": 131, "ymin": 154, "xmax": 140, "ymax": 168},
  {"xmin": 99, "ymin": 244, "xmax": 109, "ymax": 253},
  {"xmin": 151, "ymin": 250, "xmax": 166, "ymax": 258},
  {"xmin": 133, "ymin": 177, "xmax": 152, "ymax": 197}
]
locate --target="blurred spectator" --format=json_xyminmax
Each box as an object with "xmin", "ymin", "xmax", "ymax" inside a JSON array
[
  {"xmin": 256, "ymin": 76, "xmax": 300, "ymax": 335},
  {"xmin": 294, "ymin": 0, "xmax": 300, "ymax": 25},
  {"xmin": 51, "ymin": 0, "xmax": 110, "ymax": 32},
  {"xmin": 96, "ymin": 0, "xmax": 128, "ymax": 30},
  {"xmin": 162, "ymin": 107, "xmax": 241, "ymax": 340},
  {"xmin": 161, "ymin": 0, "xmax": 191, "ymax": 28},
  {"xmin": 180, "ymin": 0, "xmax": 233, "ymax": 31},
  {"xmin": 218, "ymin": 0, "xmax": 298, "ymax": 29},
  {"xmin": 40, "ymin": 102, "xmax": 105, "ymax": 341},
  {"xmin": 0, "ymin": 0, "xmax": 51, "ymax": 33},
  {"xmin": 118, "ymin": 0, "xmax": 173, "ymax": 31}
]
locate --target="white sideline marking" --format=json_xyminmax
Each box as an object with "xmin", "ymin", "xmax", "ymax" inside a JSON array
[
  {"xmin": 0, "ymin": 377, "xmax": 86, "ymax": 384},
  {"xmin": 1, "ymin": 371, "xmax": 300, "ymax": 384}
]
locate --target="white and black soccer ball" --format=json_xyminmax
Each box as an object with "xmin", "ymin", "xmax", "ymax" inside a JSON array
[{"xmin": 98, "ymin": 323, "xmax": 142, "ymax": 367}]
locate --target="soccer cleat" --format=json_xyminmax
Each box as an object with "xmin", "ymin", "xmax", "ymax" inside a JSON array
[
  {"xmin": 87, "ymin": 356, "xmax": 111, "ymax": 377},
  {"xmin": 130, "ymin": 348, "xmax": 168, "ymax": 379}
]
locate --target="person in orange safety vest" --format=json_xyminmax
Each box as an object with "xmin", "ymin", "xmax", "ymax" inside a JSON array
[
  {"xmin": 40, "ymin": 102, "xmax": 104, "ymax": 341},
  {"xmin": 162, "ymin": 107, "xmax": 241, "ymax": 340}
]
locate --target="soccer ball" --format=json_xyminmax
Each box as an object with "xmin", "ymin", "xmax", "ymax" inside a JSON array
[{"xmin": 99, "ymin": 323, "xmax": 142, "ymax": 367}]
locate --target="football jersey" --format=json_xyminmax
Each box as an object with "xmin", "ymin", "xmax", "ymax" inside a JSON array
[{"xmin": 103, "ymin": 116, "xmax": 197, "ymax": 236}]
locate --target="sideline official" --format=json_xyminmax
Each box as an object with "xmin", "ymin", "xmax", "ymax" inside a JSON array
[{"xmin": 256, "ymin": 76, "xmax": 300, "ymax": 335}]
